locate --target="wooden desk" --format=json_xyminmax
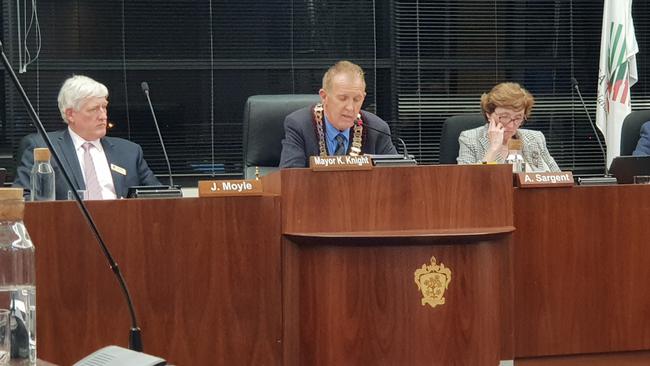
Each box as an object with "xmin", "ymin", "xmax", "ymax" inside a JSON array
[
  {"xmin": 514, "ymin": 185, "xmax": 650, "ymax": 358},
  {"xmin": 26, "ymin": 196, "xmax": 282, "ymax": 366},
  {"xmin": 23, "ymin": 167, "xmax": 650, "ymax": 365}
]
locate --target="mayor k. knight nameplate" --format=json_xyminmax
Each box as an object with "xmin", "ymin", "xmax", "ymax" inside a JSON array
[
  {"xmin": 198, "ymin": 179, "xmax": 263, "ymax": 197},
  {"xmin": 309, "ymin": 155, "xmax": 373, "ymax": 171},
  {"xmin": 515, "ymin": 171, "xmax": 574, "ymax": 188}
]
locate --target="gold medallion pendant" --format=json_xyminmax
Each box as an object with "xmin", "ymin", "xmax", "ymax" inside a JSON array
[{"xmin": 313, "ymin": 103, "xmax": 363, "ymax": 157}]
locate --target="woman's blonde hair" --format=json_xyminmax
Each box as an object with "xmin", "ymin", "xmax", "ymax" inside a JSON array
[{"xmin": 480, "ymin": 82, "xmax": 534, "ymax": 119}]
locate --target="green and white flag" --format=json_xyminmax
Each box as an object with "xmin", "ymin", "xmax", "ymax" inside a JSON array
[{"xmin": 596, "ymin": 0, "xmax": 638, "ymax": 166}]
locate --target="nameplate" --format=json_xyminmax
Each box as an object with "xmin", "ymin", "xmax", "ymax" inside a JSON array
[
  {"xmin": 309, "ymin": 155, "xmax": 373, "ymax": 171},
  {"xmin": 198, "ymin": 179, "xmax": 263, "ymax": 197},
  {"xmin": 515, "ymin": 172, "xmax": 574, "ymax": 188}
]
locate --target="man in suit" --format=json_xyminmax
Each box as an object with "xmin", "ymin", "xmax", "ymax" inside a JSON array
[
  {"xmin": 279, "ymin": 60, "xmax": 397, "ymax": 168},
  {"xmin": 13, "ymin": 75, "xmax": 160, "ymax": 200},
  {"xmin": 632, "ymin": 121, "xmax": 650, "ymax": 156}
]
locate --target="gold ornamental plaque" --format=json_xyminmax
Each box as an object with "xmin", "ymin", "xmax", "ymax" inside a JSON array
[{"xmin": 414, "ymin": 256, "xmax": 452, "ymax": 309}]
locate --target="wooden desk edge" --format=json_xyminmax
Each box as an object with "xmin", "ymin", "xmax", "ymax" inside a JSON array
[{"xmin": 285, "ymin": 226, "xmax": 515, "ymax": 239}]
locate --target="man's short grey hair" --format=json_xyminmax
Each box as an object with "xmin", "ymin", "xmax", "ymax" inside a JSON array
[{"xmin": 57, "ymin": 75, "xmax": 109, "ymax": 123}]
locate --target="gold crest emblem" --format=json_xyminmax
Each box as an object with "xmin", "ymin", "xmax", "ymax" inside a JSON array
[{"xmin": 414, "ymin": 256, "xmax": 452, "ymax": 308}]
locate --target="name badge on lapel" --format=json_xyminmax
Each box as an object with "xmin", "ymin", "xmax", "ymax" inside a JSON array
[{"xmin": 111, "ymin": 164, "xmax": 127, "ymax": 176}]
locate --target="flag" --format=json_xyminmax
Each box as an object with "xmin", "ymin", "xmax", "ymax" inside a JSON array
[{"xmin": 596, "ymin": 0, "xmax": 638, "ymax": 167}]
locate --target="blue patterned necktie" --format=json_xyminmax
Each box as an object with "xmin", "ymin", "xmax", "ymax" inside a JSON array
[{"xmin": 334, "ymin": 133, "xmax": 346, "ymax": 155}]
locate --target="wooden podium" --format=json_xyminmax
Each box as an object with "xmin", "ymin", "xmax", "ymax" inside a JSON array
[{"xmin": 264, "ymin": 165, "xmax": 515, "ymax": 365}]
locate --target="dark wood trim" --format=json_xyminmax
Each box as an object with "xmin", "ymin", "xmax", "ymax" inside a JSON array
[
  {"xmin": 515, "ymin": 350, "xmax": 650, "ymax": 365},
  {"xmin": 285, "ymin": 226, "xmax": 516, "ymax": 238}
]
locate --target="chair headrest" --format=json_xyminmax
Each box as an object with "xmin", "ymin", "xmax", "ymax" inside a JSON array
[
  {"xmin": 242, "ymin": 94, "xmax": 320, "ymax": 168},
  {"xmin": 438, "ymin": 113, "xmax": 485, "ymax": 164}
]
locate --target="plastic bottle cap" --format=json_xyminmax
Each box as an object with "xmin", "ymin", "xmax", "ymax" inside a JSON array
[
  {"xmin": 34, "ymin": 147, "xmax": 51, "ymax": 161},
  {"xmin": 0, "ymin": 187, "xmax": 24, "ymax": 200}
]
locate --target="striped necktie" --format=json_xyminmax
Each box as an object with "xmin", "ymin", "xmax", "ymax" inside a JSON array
[
  {"xmin": 82, "ymin": 142, "xmax": 103, "ymax": 200},
  {"xmin": 334, "ymin": 133, "xmax": 346, "ymax": 155}
]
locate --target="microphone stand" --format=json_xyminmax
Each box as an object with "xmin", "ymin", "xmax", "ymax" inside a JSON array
[
  {"xmin": 124, "ymin": 81, "xmax": 183, "ymax": 199},
  {"xmin": 571, "ymin": 78, "xmax": 617, "ymax": 185},
  {"xmin": 572, "ymin": 77, "xmax": 608, "ymax": 176},
  {"xmin": 141, "ymin": 82, "xmax": 174, "ymax": 187},
  {"xmin": 0, "ymin": 41, "xmax": 144, "ymax": 351},
  {"xmin": 354, "ymin": 119, "xmax": 417, "ymax": 165}
]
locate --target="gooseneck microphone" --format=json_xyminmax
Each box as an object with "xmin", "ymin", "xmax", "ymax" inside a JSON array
[
  {"xmin": 141, "ymin": 81, "xmax": 174, "ymax": 187},
  {"xmin": 354, "ymin": 118, "xmax": 412, "ymax": 161},
  {"xmin": 572, "ymin": 77, "xmax": 608, "ymax": 176},
  {"xmin": 0, "ymin": 41, "xmax": 149, "ymax": 354}
]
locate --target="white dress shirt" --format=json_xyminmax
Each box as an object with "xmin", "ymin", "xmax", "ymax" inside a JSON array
[{"xmin": 68, "ymin": 128, "xmax": 117, "ymax": 199}]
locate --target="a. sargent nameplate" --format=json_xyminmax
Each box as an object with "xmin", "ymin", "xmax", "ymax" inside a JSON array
[
  {"xmin": 515, "ymin": 171, "xmax": 574, "ymax": 188},
  {"xmin": 198, "ymin": 179, "xmax": 263, "ymax": 197}
]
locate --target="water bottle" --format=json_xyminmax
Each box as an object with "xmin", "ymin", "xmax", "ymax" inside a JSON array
[
  {"xmin": 0, "ymin": 188, "xmax": 37, "ymax": 364},
  {"xmin": 506, "ymin": 138, "xmax": 525, "ymax": 173},
  {"xmin": 30, "ymin": 148, "xmax": 55, "ymax": 201}
]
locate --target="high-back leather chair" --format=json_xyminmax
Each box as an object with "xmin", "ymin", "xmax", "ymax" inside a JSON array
[
  {"xmin": 620, "ymin": 110, "xmax": 650, "ymax": 156},
  {"xmin": 242, "ymin": 94, "xmax": 320, "ymax": 179},
  {"xmin": 438, "ymin": 113, "xmax": 485, "ymax": 164}
]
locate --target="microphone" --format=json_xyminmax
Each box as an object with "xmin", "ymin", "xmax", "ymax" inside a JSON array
[
  {"xmin": 354, "ymin": 118, "xmax": 415, "ymax": 163},
  {"xmin": 0, "ymin": 41, "xmax": 159, "ymax": 358},
  {"xmin": 572, "ymin": 77, "xmax": 608, "ymax": 176},
  {"xmin": 141, "ymin": 81, "xmax": 175, "ymax": 187}
]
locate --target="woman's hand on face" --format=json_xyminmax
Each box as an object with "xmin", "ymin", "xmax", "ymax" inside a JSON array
[{"xmin": 487, "ymin": 117, "xmax": 505, "ymax": 150}]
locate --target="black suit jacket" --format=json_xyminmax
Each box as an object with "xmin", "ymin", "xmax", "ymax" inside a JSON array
[
  {"xmin": 13, "ymin": 130, "xmax": 160, "ymax": 200},
  {"xmin": 279, "ymin": 106, "xmax": 398, "ymax": 168}
]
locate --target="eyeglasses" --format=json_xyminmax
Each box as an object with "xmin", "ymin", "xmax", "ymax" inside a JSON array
[{"xmin": 497, "ymin": 114, "xmax": 525, "ymax": 126}]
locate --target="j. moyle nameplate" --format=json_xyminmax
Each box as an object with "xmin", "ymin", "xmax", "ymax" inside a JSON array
[{"xmin": 198, "ymin": 179, "xmax": 263, "ymax": 197}]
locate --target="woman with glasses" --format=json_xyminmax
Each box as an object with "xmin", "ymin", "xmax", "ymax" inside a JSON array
[{"xmin": 457, "ymin": 82, "xmax": 560, "ymax": 172}]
